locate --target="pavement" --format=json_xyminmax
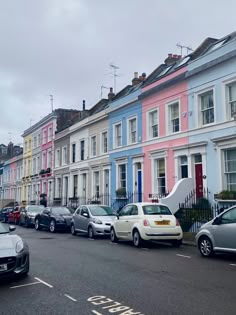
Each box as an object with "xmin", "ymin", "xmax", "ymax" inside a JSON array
[{"xmin": 183, "ymin": 232, "xmax": 196, "ymax": 246}]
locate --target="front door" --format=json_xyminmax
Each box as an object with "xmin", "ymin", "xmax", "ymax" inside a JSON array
[
  {"xmin": 137, "ymin": 170, "xmax": 142, "ymax": 202},
  {"xmin": 195, "ymin": 164, "xmax": 203, "ymax": 198}
]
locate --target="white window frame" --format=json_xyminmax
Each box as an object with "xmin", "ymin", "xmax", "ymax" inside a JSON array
[
  {"xmin": 47, "ymin": 149, "xmax": 52, "ymax": 169},
  {"xmin": 55, "ymin": 149, "xmax": 60, "ymax": 168},
  {"xmin": 226, "ymin": 80, "xmax": 236, "ymax": 120},
  {"xmin": 71, "ymin": 143, "xmax": 76, "ymax": 163},
  {"xmin": 62, "ymin": 146, "xmax": 67, "ymax": 165},
  {"xmin": 166, "ymin": 100, "xmax": 180, "ymax": 134},
  {"xmin": 43, "ymin": 129, "xmax": 47, "ymax": 145},
  {"xmin": 101, "ymin": 130, "xmax": 108, "ymax": 154},
  {"xmin": 147, "ymin": 108, "xmax": 159, "ymax": 139},
  {"xmin": 197, "ymin": 88, "xmax": 215, "ymax": 127},
  {"xmin": 90, "ymin": 135, "xmax": 97, "ymax": 157},
  {"xmin": 127, "ymin": 116, "xmax": 137, "ymax": 145},
  {"xmin": 116, "ymin": 160, "xmax": 127, "ymax": 191},
  {"xmin": 48, "ymin": 127, "xmax": 53, "ymax": 142},
  {"xmin": 113, "ymin": 122, "xmax": 122, "ymax": 149},
  {"xmin": 93, "ymin": 171, "xmax": 100, "ymax": 197}
]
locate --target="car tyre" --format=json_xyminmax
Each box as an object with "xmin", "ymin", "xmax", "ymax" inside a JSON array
[
  {"xmin": 171, "ymin": 239, "xmax": 182, "ymax": 247},
  {"xmin": 133, "ymin": 229, "xmax": 143, "ymax": 248},
  {"xmin": 110, "ymin": 228, "xmax": 118, "ymax": 243},
  {"xmin": 88, "ymin": 226, "xmax": 94, "ymax": 239},
  {"xmin": 49, "ymin": 220, "xmax": 56, "ymax": 233},
  {"xmin": 198, "ymin": 236, "xmax": 214, "ymax": 257},
  {"xmin": 71, "ymin": 224, "xmax": 76, "ymax": 236},
  {"xmin": 35, "ymin": 218, "xmax": 41, "ymax": 231}
]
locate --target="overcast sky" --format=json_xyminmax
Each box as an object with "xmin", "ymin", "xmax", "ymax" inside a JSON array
[{"xmin": 0, "ymin": 0, "xmax": 235, "ymax": 145}]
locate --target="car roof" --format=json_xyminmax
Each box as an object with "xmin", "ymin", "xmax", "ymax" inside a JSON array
[{"xmin": 124, "ymin": 202, "xmax": 169, "ymax": 207}]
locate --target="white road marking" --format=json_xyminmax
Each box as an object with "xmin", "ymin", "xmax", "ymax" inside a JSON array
[
  {"xmin": 64, "ymin": 294, "xmax": 77, "ymax": 302},
  {"xmin": 10, "ymin": 281, "xmax": 40, "ymax": 289},
  {"xmin": 176, "ymin": 254, "xmax": 191, "ymax": 259},
  {"xmin": 91, "ymin": 311, "xmax": 103, "ymax": 315},
  {"xmin": 34, "ymin": 277, "xmax": 53, "ymax": 288},
  {"xmin": 230, "ymin": 264, "xmax": 236, "ymax": 267}
]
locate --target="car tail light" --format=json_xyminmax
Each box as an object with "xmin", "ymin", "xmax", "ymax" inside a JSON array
[
  {"xmin": 176, "ymin": 218, "xmax": 180, "ymax": 226},
  {"xmin": 143, "ymin": 219, "xmax": 150, "ymax": 226}
]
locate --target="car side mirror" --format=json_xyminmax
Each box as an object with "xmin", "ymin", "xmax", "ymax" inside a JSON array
[
  {"xmin": 9, "ymin": 226, "xmax": 16, "ymax": 232},
  {"xmin": 82, "ymin": 212, "xmax": 89, "ymax": 218},
  {"xmin": 116, "ymin": 214, "xmax": 120, "ymax": 220},
  {"xmin": 213, "ymin": 217, "xmax": 221, "ymax": 225}
]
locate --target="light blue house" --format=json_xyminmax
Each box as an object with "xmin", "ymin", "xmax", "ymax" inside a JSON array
[
  {"xmin": 186, "ymin": 31, "xmax": 236, "ymax": 204},
  {"xmin": 108, "ymin": 73, "xmax": 145, "ymax": 210}
]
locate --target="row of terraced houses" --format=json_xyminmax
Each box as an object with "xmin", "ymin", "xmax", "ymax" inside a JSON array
[{"xmin": 1, "ymin": 31, "xmax": 236, "ymax": 213}]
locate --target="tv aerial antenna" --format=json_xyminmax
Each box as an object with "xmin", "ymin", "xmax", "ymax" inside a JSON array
[
  {"xmin": 101, "ymin": 85, "xmax": 109, "ymax": 99},
  {"xmin": 177, "ymin": 43, "xmax": 193, "ymax": 56},
  {"xmin": 109, "ymin": 63, "xmax": 120, "ymax": 93}
]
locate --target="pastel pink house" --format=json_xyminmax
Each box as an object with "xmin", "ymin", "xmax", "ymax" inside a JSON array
[{"xmin": 141, "ymin": 64, "xmax": 189, "ymax": 201}]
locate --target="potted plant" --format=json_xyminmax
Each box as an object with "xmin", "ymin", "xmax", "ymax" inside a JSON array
[
  {"xmin": 116, "ymin": 187, "xmax": 127, "ymax": 198},
  {"xmin": 215, "ymin": 190, "xmax": 236, "ymax": 200}
]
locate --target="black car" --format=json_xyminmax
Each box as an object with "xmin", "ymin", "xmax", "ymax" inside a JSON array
[
  {"xmin": 0, "ymin": 223, "xmax": 29, "ymax": 279},
  {"xmin": 0, "ymin": 207, "xmax": 14, "ymax": 223},
  {"xmin": 19, "ymin": 205, "xmax": 45, "ymax": 227},
  {"xmin": 35, "ymin": 207, "xmax": 72, "ymax": 233}
]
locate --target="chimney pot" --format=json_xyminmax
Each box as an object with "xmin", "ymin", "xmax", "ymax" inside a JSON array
[
  {"xmin": 173, "ymin": 54, "xmax": 178, "ymax": 59},
  {"xmin": 168, "ymin": 53, "xmax": 172, "ymax": 58},
  {"xmin": 82, "ymin": 100, "xmax": 86, "ymax": 111},
  {"xmin": 108, "ymin": 87, "xmax": 115, "ymax": 100},
  {"xmin": 134, "ymin": 72, "xmax": 138, "ymax": 78}
]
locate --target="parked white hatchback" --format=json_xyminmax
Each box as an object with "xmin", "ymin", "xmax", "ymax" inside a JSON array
[{"xmin": 110, "ymin": 202, "xmax": 183, "ymax": 247}]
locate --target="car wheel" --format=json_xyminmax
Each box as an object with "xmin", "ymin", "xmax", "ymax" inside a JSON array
[
  {"xmin": 88, "ymin": 226, "xmax": 94, "ymax": 239},
  {"xmin": 49, "ymin": 220, "xmax": 56, "ymax": 233},
  {"xmin": 133, "ymin": 229, "xmax": 143, "ymax": 247},
  {"xmin": 110, "ymin": 228, "xmax": 118, "ymax": 243},
  {"xmin": 172, "ymin": 239, "xmax": 182, "ymax": 247},
  {"xmin": 198, "ymin": 236, "xmax": 214, "ymax": 257},
  {"xmin": 35, "ymin": 218, "xmax": 41, "ymax": 231},
  {"xmin": 71, "ymin": 224, "xmax": 76, "ymax": 236}
]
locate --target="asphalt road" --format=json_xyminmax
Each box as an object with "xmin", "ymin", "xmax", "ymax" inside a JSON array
[{"xmin": 0, "ymin": 224, "xmax": 236, "ymax": 315}]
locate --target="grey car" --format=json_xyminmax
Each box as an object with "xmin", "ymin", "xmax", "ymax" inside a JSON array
[
  {"xmin": 196, "ymin": 205, "xmax": 236, "ymax": 257},
  {"xmin": 19, "ymin": 205, "xmax": 45, "ymax": 227},
  {"xmin": 71, "ymin": 205, "xmax": 116, "ymax": 238},
  {"xmin": 0, "ymin": 223, "xmax": 29, "ymax": 279}
]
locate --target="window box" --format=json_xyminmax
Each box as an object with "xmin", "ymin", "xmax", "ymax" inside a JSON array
[
  {"xmin": 214, "ymin": 191, "xmax": 236, "ymax": 200},
  {"xmin": 39, "ymin": 169, "xmax": 45, "ymax": 175}
]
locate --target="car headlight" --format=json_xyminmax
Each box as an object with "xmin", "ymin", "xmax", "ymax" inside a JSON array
[
  {"xmin": 92, "ymin": 218, "xmax": 102, "ymax": 224},
  {"xmin": 16, "ymin": 240, "xmax": 24, "ymax": 253}
]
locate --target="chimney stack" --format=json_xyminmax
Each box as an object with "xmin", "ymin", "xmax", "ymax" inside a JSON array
[
  {"xmin": 164, "ymin": 53, "xmax": 180, "ymax": 66},
  {"xmin": 108, "ymin": 87, "xmax": 115, "ymax": 100},
  {"xmin": 132, "ymin": 72, "xmax": 146, "ymax": 86},
  {"xmin": 82, "ymin": 100, "xmax": 86, "ymax": 111}
]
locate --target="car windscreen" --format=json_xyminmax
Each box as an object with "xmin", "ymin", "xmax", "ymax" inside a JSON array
[
  {"xmin": 89, "ymin": 206, "xmax": 114, "ymax": 216},
  {"xmin": 27, "ymin": 206, "xmax": 44, "ymax": 213},
  {"xmin": 51, "ymin": 207, "xmax": 71, "ymax": 215},
  {"xmin": 142, "ymin": 205, "xmax": 172, "ymax": 215},
  {"xmin": 0, "ymin": 223, "xmax": 8, "ymax": 234}
]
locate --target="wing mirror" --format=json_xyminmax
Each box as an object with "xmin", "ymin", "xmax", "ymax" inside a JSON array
[
  {"xmin": 82, "ymin": 212, "xmax": 89, "ymax": 218},
  {"xmin": 9, "ymin": 226, "xmax": 16, "ymax": 232},
  {"xmin": 213, "ymin": 217, "xmax": 221, "ymax": 225}
]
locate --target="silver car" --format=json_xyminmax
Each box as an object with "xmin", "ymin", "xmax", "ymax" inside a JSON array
[
  {"xmin": 196, "ymin": 205, "xmax": 236, "ymax": 257},
  {"xmin": 71, "ymin": 205, "xmax": 116, "ymax": 238}
]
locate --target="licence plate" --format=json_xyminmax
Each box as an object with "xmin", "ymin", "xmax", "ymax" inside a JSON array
[
  {"xmin": 0, "ymin": 264, "xmax": 7, "ymax": 272},
  {"xmin": 155, "ymin": 220, "xmax": 170, "ymax": 225}
]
